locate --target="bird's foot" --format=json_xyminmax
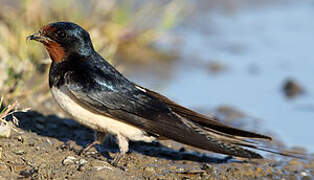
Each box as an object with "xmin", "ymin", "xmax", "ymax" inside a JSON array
[
  {"xmin": 110, "ymin": 153, "xmax": 126, "ymax": 171},
  {"xmin": 79, "ymin": 141, "xmax": 100, "ymax": 155},
  {"xmin": 79, "ymin": 131, "xmax": 107, "ymax": 155}
]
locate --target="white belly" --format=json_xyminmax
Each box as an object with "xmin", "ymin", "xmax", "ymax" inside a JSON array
[{"xmin": 50, "ymin": 86, "xmax": 155, "ymax": 142}]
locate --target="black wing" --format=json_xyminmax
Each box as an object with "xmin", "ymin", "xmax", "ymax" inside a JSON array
[
  {"xmin": 61, "ymin": 59, "xmax": 268, "ymax": 159},
  {"xmin": 135, "ymin": 84, "xmax": 272, "ymax": 140}
]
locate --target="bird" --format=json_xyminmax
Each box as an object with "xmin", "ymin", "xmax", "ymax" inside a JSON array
[{"xmin": 27, "ymin": 22, "xmax": 275, "ymax": 166}]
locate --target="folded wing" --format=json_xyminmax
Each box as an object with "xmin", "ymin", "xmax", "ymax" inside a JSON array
[{"xmin": 62, "ymin": 69, "xmax": 273, "ymax": 159}]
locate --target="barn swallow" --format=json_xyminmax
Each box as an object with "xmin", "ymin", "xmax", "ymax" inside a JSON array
[{"xmin": 27, "ymin": 22, "xmax": 275, "ymax": 166}]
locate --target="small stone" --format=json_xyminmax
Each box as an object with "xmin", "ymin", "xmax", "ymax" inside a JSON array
[
  {"xmin": 17, "ymin": 136, "xmax": 24, "ymax": 143},
  {"xmin": 62, "ymin": 156, "xmax": 77, "ymax": 165},
  {"xmin": 14, "ymin": 150, "xmax": 25, "ymax": 155},
  {"xmin": 95, "ymin": 165, "xmax": 113, "ymax": 171},
  {"xmin": 46, "ymin": 138, "xmax": 52, "ymax": 146},
  {"xmin": 77, "ymin": 159, "xmax": 88, "ymax": 171},
  {"xmin": 283, "ymin": 79, "xmax": 303, "ymax": 98},
  {"xmin": 79, "ymin": 159, "xmax": 87, "ymax": 165},
  {"xmin": 300, "ymin": 171, "xmax": 308, "ymax": 176},
  {"xmin": 0, "ymin": 123, "xmax": 11, "ymax": 138},
  {"xmin": 178, "ymin": 167, "xmax": 184, "ymax": 172}
]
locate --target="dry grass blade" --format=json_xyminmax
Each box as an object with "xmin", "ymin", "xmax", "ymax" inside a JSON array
[
  {"xmin": 0, "ymin": 101, "xmax": 17, "ymax": 120},
  {"xmin": 0, "ymin": 97, "xmax": 29, "ymax": 136}
]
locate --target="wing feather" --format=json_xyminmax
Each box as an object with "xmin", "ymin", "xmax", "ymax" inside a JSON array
[
  {"xmin": 134, "ymin": 84, "xmax": 271, "ymax": 140},
  {"xmin": 62, "ymin": 69, "xmax": 268, "ymax": 158}
]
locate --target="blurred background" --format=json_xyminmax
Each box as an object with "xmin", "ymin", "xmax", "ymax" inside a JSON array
[{"xmin": 0, "ymin": 0, "xmax": 313, "ymax": 153}]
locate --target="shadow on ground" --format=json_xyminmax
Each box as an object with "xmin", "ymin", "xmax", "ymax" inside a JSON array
[
  {"xmin": 13, "ymin": 111, "xmax": 232, "ymax": 164},
  {"xmin": 1, "ymin": 111, "xmax": 312, "ymax": 179}
]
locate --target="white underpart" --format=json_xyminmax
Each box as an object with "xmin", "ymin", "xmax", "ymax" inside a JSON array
[{"xmin": 51, "ymin": 86, "xmax": 155, "ymax": 153}]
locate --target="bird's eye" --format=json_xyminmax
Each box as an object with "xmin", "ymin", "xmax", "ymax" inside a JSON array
[{"xmin": 56, "ymin": 30, "xmax": 66, "ymax": 39}]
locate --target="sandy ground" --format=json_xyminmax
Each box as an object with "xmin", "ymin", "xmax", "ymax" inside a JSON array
[{"xmin": 0, "ymin": 101, "xmax": 313, "ymax": 180}]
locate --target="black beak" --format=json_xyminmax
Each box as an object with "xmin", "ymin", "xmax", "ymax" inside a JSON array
[{"xmin": 26, "ymin": 32, "xmax": 45, "ymax": 42}]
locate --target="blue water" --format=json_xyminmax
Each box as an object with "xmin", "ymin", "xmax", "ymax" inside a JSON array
[{"xmin": 131, "ymin": 1, "xmax": 314, "ymax": 152}]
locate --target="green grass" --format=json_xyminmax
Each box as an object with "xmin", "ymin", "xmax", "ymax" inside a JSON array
[{"xmin": 0, "ymin": 0, "xmax": 185, "ymax": 104}]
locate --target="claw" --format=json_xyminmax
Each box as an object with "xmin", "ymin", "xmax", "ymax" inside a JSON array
[
  {"xmin": 111, "ymin": 153, "xmax": 122, "ymax": 166},
  {"xmin": 110, "ymin": 153, "xmax": 126, "ymax": 170},
  {"xmin": 79, "ymin": 140, "xmax": 100, "ymax": 155},
  {"xmin": 79, "ymin": 131, "xmax": 108, "ymax": 155}
]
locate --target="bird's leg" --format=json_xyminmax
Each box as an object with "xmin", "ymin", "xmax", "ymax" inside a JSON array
[
  {"xmin": 79, "ymin": 131, "xmax": 107, "ymax": 155},
  {"xmin": 111, "ymin": 134, "xmax": 129, "ymax": 167}
]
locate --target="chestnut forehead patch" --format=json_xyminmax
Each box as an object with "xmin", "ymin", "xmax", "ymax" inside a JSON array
[{"xmin": 40, "ymin": 25, "xmax": 57, "ymax": 36}]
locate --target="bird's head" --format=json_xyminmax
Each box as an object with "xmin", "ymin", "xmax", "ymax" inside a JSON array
[{"xmin": 27, "ymin": 22, "xmax": 94, "ymax": 62}]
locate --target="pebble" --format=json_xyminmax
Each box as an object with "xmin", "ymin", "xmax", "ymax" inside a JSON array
[
  {"xmin": 46, "ymin": 138, "xmax": 52, "ymax": 146},
  {"xmin": 95, "ymin": 165, "xmax": 113, "ymax": 171},
  {"xmin": 14, "ymin": 150, "xmax": 25, "ymax": 155},
  {"xmin": 77, "ymin": 159, "xmax": 88, "ymax": 171},
  {"xmin": 0, "ymin": 123, "xmax": 11, "ymax": 138},
  {"xmin": 17, "ymin": 136, "xmax": 23, "ymax": 143},
  {"xmin": 300, "ymin": 171, "xmax": 308, "ymax": 176},
  {"xmin": 79, "ymin": 159, "xmax": 87, "ymax": 165},
  {"xmin": 62, "ymin": 156, "xmax": 77, "ymax": 165},
  {"xmin": 283, "ymin": 79, "xmax": 303, "ymax": 98}
]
